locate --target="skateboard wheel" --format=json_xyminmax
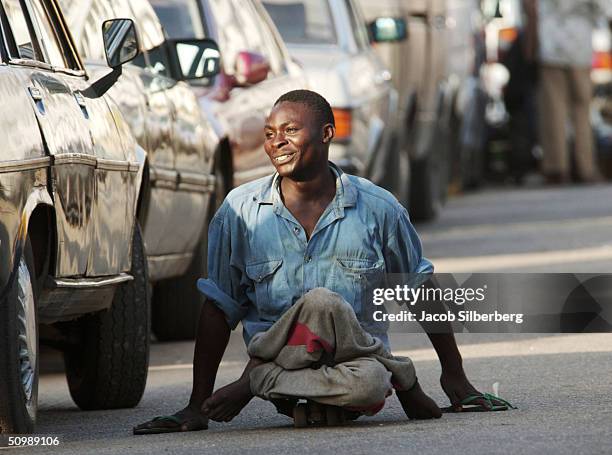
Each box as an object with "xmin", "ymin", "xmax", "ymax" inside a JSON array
[
  {"xmin": 325, "ymin": 406, "xmax": 346, "ymax": 426},
  {"xmin": 293, "ymin": 403, "xmax": 308, "ymax": 428},
  {"xmin": 308, "ymin": 401, "xmax": 325, "ymax": 423}
]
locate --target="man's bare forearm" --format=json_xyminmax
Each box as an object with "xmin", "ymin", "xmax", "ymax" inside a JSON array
[{"xmin": 189, "ymin": 300, "xmax": 231, "ymax": 408}]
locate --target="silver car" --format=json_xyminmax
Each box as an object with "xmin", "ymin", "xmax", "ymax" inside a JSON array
[
  {"xmin": 359, "ymin": 0, "xmax": 492, "ymax": 219},
  {"xmin": 1, "ymin": 1, "xmax": 147, "ymax": 432},
  {"xmin": 59, "ymin": 0, "xmax": 223, "ymax": 341},
  {"xmin": 262, "ymin": 0, "xmax": 401, "ymax": 199}
]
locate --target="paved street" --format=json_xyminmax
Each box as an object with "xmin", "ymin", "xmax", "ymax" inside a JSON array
[{"xmin": 16, "ymin": 183, "xmax": 612, "ymax": 454}]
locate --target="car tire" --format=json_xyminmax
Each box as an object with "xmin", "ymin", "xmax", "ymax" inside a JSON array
[
  {"xmin": 151, "ymin": 152, "xmax": 227, "ymax": 341},
  {"xmin": 389, "ymin": 133, "xmax": 412, "ymax": 208},
  {"xmin": 409, "ymin": 151, "xmax": 443, "ymax": 221},
  {"xmin": 63, "ymin": 224, "xmax": 149, "ymax": 410},
  {"xmin": 0, "ymin": 240, "xmax": 38, "ymax": 434},
  {"xmin": 409, "ymin": 109, "xmax": 451, "ymax": 221},
  {"xmin": 151, "ymin": 235, "xmax": 207, "ymax": 341}
]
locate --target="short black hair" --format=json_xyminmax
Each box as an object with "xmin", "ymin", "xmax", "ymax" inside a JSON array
[{"xmin": 274, "ymin": 89, "xmax": 335, "ymax": 127}]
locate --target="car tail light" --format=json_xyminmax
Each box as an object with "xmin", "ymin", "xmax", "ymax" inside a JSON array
[
  {"xmin": 592, "ymin": 50, "xmax": 612, "ymax": 70},
  {"xmin": 332, "ymin": 108, "xmax": 352, "ymax": 141},
  {"xmin": 497, "ymin": 27, "xmax": 518, "ymax": 61}
]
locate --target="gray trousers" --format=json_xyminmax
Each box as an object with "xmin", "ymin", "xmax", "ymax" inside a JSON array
[
  {"xmin": 538, "ymin": 65, "xmax": 595, "ymax": 178},
  {"xmin": 248, "ymin": 288, "xmax": 416, "ymax": 413}
]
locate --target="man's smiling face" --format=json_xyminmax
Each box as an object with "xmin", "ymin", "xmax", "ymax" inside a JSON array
[{"xmin": 264, "ymin": 101, "xmax": 334, "ymax": 180}]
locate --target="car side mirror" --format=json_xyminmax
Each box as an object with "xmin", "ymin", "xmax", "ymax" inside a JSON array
[
  {"xmin": 167, "ymin": 38, "xmax": 221, "ymax": 81},
  {"xmin": 369, "ymin": 17, "xmax": 407, "ymax": 43},
  {"xmin": 103, "ymin": 19, "xmax": 140, "ymax": 68},
  {"xmin": 234, "ymin": 50, "xmax": 270, "ymax": 86},
  {"xmin": 82, "ymin": 19, "xmax": 139, "ymax": 98},
  {"xmin": 481, "ymin": 0, "xmax": 503, "ymax": 19}
]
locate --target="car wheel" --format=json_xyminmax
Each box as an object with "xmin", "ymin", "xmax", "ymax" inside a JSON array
[
  {"xmin": 409, "ymin": 151, "xmax": 443, "ymax": 221},
  {"xmin": 151, "ymin": 233, "xmax": 207, "ymax": 341},
  {"xmin": 409, "ymin": 113, "xmax": 451, "ymax": 221},
  {"xmin": 63, "ymin": 224, "xmax": 149, "ymax": 410},
  {"xmin": 389, "ymin": 133, "xmax": 411, "ymax": 208},
  {"xmin": 152, "ymin": 152, "xmax": 226, "ymax": 341},
  {"xmin": 0, "ymin": 240, "xmax": 38, "ymax": 433}
]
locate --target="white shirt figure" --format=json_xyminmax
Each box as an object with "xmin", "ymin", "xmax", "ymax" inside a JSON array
[{"xmin": 537, "ymin": 0, "xmax": 611, "ymax": 67}]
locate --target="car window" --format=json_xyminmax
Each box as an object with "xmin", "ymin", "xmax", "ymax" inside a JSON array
[
  {"xmin": 145, "ymin": 43, "xmax": 171, "ymax": 79},
  {"xmin": 1, "ymin": 0, "xmax": 37, "ymax": 60},
  {"xmin": 60, "ymin": 0, "xmax": 165, "ymax": 59},
  {"xmin": 125, "ymin": 0, "xmax": 165, "ymax": 51},
  {"xmin": 207, "ymin": 0, "xmax": 267, "ymax": 76},
  {"xmin": 262, "ymin": 0, "xmax": 337, "ymax": 45},
  {"xmin": 58, "ymin": 0, "xmax": 116, "ymax": 61},
  {"xmin": 29, "ymin": 0, "xmax": 67, "ymax": 67},
  {"xmin": 149, "ymin": 0, "xmax": 205, "ymax": 39},
  {"xmin": 233, "ymin": 0, "xmax": 286, "ymax": 75},
  {"xmin": 254, "ymin": 1, "xmax": 290, "ymax": 75}
]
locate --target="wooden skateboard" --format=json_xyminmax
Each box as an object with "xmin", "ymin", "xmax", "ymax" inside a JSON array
[{"xmin": 292, "ymin": 400, "xmax": 359, "ymax": 428}]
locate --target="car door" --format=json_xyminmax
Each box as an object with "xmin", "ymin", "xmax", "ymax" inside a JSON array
[
  {"xmin": 1, "ymin": 0, "xmax": 96, "ymax": 277},
  {"xmin": 344, "ymin": 0, "xmax": 394, "ymax": 169},
  {"xmin": 2, "ymin": 0, "xmax": 136, "ymax": 277},
  {"xmin": 163, "ymin": 75, "xmax": 215, "ymax": 255},
  {"xmin": 403, "ymin": 0, "xmax": 448, "ymax": 161},
  {"xmin": 43, "ymin": 0, "xmax": 138, "ymax": 276},
  {"xmin": 141, "ymin": 40, "xmax": 213, "ymax": 260},
  {"xmin": 136, "ymin": 0, "xmax": 214, "ymax": 258},
  {"xmin": 115, "ymin": 0, "xmax": 181, "ymax": 262},
  {"xmin": 57, "ymin": 0, "xmax": 178, "ymax": 262}
]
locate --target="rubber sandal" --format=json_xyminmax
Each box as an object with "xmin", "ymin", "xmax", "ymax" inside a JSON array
[
  {"xmin": 133, "ymin": 414, "xmax": 208, "ymax": 435},
  {"xmin": 442, "ymin": 393, "xmax": 517, "ymax": 413}
]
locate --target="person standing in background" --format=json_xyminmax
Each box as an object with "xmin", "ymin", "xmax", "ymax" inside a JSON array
[
  {"xmin": 528, "ymin": 0, "xmax": 610, "ymax": 184},
  {"xmin": 501, "ymin": 2, "xmax": 539, "ymax": 185}
]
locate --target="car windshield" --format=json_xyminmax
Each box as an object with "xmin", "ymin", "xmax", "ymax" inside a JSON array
[
  {"xmin": 262, "ymin": 0, "xmax": 337, "ymax": 45},
  {"xmin": 149, "ymin": 0, "xmax": 205, "ymax": 39}
]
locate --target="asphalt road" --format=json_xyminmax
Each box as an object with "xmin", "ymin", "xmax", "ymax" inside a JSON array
[{"xmin": 10, "ymin": 182, "xmax": 612, "ymax": 454}]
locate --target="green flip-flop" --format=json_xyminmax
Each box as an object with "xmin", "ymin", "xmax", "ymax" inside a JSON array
[
  {"xmin": 442, "ymin": 393, "xmax": 517, "ymax": 413},
  {"xmin": 133, "ymin": 414, "xmax": 208, "ymax": 435}
]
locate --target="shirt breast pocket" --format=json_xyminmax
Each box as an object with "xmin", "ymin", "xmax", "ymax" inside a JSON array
[
  {"xmin": 333, "ymin": 257, "xmax": 385, "ymax": 318},
  {"xmin": 246, "ymin": 259, "xmax": 286, "ymax": 320}
]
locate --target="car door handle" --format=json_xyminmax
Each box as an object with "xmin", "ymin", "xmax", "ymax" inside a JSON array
[
  {"xmin": 74, "ymin": 92, "xmax": 86, "ymax": 107},
  {"xmin": 28, "ymin": 86, "xmax": 43, "ymax": 101},
  {"xmin": 28, "ymin": 86, "xmax": 45, "ymax": 114},
  {"xmin": 374, "ymin": 70, "xmax": 392, "ymax": 85},
  {"xmin": 74, "ymin": 92, "xmax": 89, "ymax": 119},
  {"xmin": 432, "ymin": 15, "xmax": 446, "ymax": 29}
]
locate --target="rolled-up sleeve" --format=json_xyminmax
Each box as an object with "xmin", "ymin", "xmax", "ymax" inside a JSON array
[
  {"xmin": 384, "ymin": 204, "xmax": 434, "ymax": 276},
  {"xmin": 196, "ymin": 202, "xmax": 250, "ymax": 329}
]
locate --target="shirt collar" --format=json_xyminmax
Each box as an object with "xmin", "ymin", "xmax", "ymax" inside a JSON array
[{"xmin": 255, "ymin": 162, "xmax": 357, "ymax": 208}]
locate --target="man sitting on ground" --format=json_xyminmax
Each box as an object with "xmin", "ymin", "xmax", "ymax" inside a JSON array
[{"xmin": 134, "ymin": 90, "xmax": 499, "ymax": 434}]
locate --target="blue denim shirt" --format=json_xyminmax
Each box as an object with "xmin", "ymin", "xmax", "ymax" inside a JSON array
[{"xmin": 197, "ymin": 163, "xmax": 433, "ymax": 348}]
